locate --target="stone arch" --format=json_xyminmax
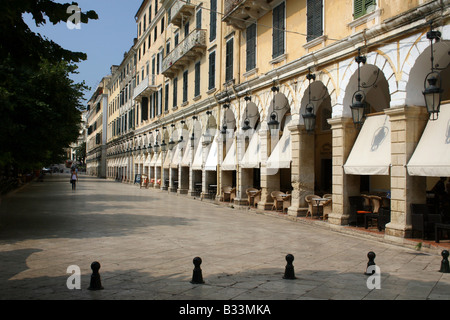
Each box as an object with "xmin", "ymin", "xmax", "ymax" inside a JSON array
[{"xmin": 337, "ymin": 51, "xmax": 396, "ymax": 117}]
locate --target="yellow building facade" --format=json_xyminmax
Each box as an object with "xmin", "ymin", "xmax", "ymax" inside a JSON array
[{"xmin": 100, "ymin": 0, "xmax": 450, "ymax": 241}]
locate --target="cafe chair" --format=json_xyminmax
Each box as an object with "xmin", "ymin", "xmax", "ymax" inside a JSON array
[
  {"xmin": 282, "ymin": 194, "xmax": 292, "ymax": 214},
  {"xmin": 411, "ymin": 203, "xmax": 442, "ymax": 239},
  {"xmin": 246, "ymin": 188, "xmax": 261, "ymax": 207},
  {"xmin": 271, "ymin": 191, "xmax": 285, "ymax": 212},
  {"xmin": 222, "ymin": 186, "xmax": 236, "ymax": 203},
  {"xmin": 322, "ymin": 194, "xmax": 332, "ymax": 220},
  {"xmin": 305, "ymin": 194, "xmax": 321, "ymax": 218}
]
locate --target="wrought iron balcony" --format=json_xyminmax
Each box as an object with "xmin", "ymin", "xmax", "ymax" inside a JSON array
[
  {"xmin": 223, "ymin": 0, "xmax": 279, "ymax": 29},
  {"xmin": 168, "ymin": 0, "xmax": 196, "ymax": 28},
  {"xmin": 162, "ymin": 29, "xmax": 206, "ymax": 78},
  {"xmin": 133, "ymin": 75, "xmax": 157, "ymax": 101}
]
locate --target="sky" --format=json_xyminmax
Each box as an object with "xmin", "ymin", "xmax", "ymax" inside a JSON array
[{"xmin": 24, "ymin": 0, "xmax": 143, "ymax": 103}]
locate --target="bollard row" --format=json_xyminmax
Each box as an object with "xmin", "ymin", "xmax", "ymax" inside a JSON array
[{"xmin": 84, "ymin": 250, "xmax": 449, "ymax": 290}]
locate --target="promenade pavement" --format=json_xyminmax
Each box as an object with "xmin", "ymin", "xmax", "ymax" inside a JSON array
[{"xmin": 0, "ymin": 173, "xmax": 449, "ymax": 304}]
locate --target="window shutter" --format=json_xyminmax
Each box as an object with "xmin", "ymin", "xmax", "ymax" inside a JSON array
[
  {"xmin": 225, "ymin": 39, "xmax": 234, "ymax": 82},
  {"xmin": 246, "ymin": 24, "xmax": 256, "ymax": 71},
  {"xmin": 195, "ymin": 62, "xmax": 200, "ymax": 97},
  {"xmin": 354, "ymin": 0, "xmax": 376, "ymax": 19},
  {"xmin": 208, "ymin": 51, "xmax": 216, "ymax": 90},
  {"xmin": 272, "ymin": 2, "xmax": 285, "ymax": 59},
  {"xmin": 210, "ymin": 0, "xmax": 217, "ymax": 41}
]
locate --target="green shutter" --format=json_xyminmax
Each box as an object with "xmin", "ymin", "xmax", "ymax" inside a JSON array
[
  {"xmin": 354, "ymin": 0, "xmax": 376, "ymax": 19},
  {"xmin": 246, "ymin": 24, "xmax": 256, "ymax": 71},
  {"xmin": 307, "ymin": 0, "xmax": 323, "ymax": 42},
  {"xmin": 272, "ymin": 2, "xmax": 285, "ymax": 59}
]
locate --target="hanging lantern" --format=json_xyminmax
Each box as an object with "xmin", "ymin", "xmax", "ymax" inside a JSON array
[{"xmin": 302, "ymin": 104, "xmax": 316, "ymax": 134}]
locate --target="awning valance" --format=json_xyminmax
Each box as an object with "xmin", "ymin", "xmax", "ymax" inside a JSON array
[
  {"xmin": 407, "ymin": 103, "xmax": 450, "ymax": 177},
  {"xmin": 344, "ymin": 114, "xmax": 391, "ymax": 175},
  {"xmin": 155, "ymin": 152, "xmax": 163, "ymax": 167},
  {"xmin": 149, "ymin": 153, "xmax": 157, "ymax": 166}
]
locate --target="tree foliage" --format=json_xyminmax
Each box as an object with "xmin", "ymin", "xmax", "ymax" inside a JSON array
[{"xmin": 0, "ymin": 1, "xmax": 97, "ymax": 173}]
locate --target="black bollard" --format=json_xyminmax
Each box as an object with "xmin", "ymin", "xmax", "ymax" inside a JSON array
[
  {"xmin": 88, "ymin": 261, "xmax": 104, "ymax": 290},
  {"xmin": 365, "ymin": 251, "xmax": 376, "ymax": 275},
  {"xmin": 439, "ymin": 250, "xmax": 450, "ymax": 273},
  {"xmin": 283, "ymin": 254, "xmax": 296, "ymax": 279},
  {"xmin": 191, "ymin": 257, "xmax": 205, "ymax": 284}
]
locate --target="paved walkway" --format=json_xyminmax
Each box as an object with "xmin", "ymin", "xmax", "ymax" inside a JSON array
[{"xmin": 0, "ymin": 173, "xmax": 449, "ymax": 302}]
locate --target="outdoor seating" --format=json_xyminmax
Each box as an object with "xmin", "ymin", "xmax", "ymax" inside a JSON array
[
  {"xmin": 364, "ymin": 195, "xmax": 383, "ymax": 229},
  {"xmin": 222, "ymin": 186, "xmax": 236, "ymax": 203},
  {"xmin": 246, "ymin": 188, "xmax": 261, "ymax": 207},
  {"xmin": 282, "ymin": 194, "xmax": 291, "ymax": 214},
  {"xmin": 411, "ymin": 203, "xmax": 442, "ymax": 239},
  {"xmin": 305, "ymin": 194, "xmax": 321, "ymax": 218},
  {"xmin": 322, "ymin": 194, "xmax": 332, "ymax": 220},
  {"xmin": 271, "ymin": 191, "xmax": 286, "ymax": 212}
]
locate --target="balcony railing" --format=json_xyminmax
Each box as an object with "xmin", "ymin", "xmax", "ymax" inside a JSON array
[
  {"xmin": 169, "ymin": 0, "xmax": 196, "ymax": 28},
  {"xmin": 162, "ymin": 29, "xmax": 206, "ymax": 78},
  {"xmin": 133, "ymin": 75, "xmax": 157, "ymax": 101}
]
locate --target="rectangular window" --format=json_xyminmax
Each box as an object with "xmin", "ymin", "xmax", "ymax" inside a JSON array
[
  {"xmin": 208, "ymin": 51, "xmax": 216, "ymax": 90},
  {"xmin": 246, "ymin": 23, "xmax": 256, "ymax": 71},
  {"xmin": 307, "ymin": 0, "xmax": 323, "ymax": 42},
  {"xmin": 154, "ymin": 26, "xmax": 157, "ymax": 41},
  {"xmin": 173, "ymin": 77, "xmax": 178, "ymax": 108},
  {"xmin": 209, "ymin": 0, "xmax": 217, "ymax": 42},
  {"xmin": 141, "ymin": 97, "xmax": 149, "ymax": 121},
  {"xmin": 196, "ymin": 9, "xmax": 202, "ymax": 30},
  {"xmin": 195, "ymin": 62, "xmax": 201, "ymax": 97},
  {"xmin": 161, "ymin": 17, "xmax": 165, "ymax": 34},
  {"xmin": 183, "ymin": 70, "xmax": 188, "ymax": 103},
  {"xmin": 174, "ymin": 32, "xmax": 179, "ymax": 47},
  {"xmin": 272, "ymin": 2, "xmax": 285, "ymax": 59},
  {"xmin": 354, "ymin": 0, "xmax": 376, "ymax": 19},
  {"xmin": 158, "ymin": 87, "xmax": 162, "ymax": 115},
  {"xmin": 184, "ymin": 21, "xmax": 189, "ymax": 37},
  {"xmin": 165, "ymin": 82, "xmax": 169, "ymax": 112},
  {"xmin": 225, "ymin": 38, "xmax": 234, "ymax": 82}
]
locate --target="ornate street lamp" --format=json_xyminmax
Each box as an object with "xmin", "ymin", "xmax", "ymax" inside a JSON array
[
  {"xmin": 423, "ymin": 25, "xmax": 442, "ymax": 120},
  {"xmin": 203, "ymin": 111, "xmax": 213, "ymax": 144},
  {"xmin": 168, "ymin": 124, "xmax": 176, "ymax": 151},
  {"xmin": 267, "ymin": 85, "xmax": 280, "ymax": 130},
  {"xmin": 242, "ymin": 96, "xmax": 252, "ymax": 131},
  {"xmin": 222, "ymin": 103, "xmax": 230, "ymax": 140},
  {"xmin": 350, "ymin": 50, "xmax": 367, "ymax": 126},
  {"xmin": 302, "ymin": 70, "xmax": 317, "ymax": 133}
]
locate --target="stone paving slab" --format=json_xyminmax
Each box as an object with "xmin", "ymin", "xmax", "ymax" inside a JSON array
[{"xmin": 0, "ymin": 173, "xmax": 449, "ymax": 306}]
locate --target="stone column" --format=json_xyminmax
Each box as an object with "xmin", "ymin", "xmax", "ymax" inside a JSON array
[
  {"xmin": 257, "ymin": 128, "xmax": 274, "ymax": 210},
  {"xmin": 384, "ymin": 106, "xmax": 428, "ymax": 239},
  {"xmin": 287, "ymin": 124, "xmax": 314, "ymax": 217},
  {"xmin": 327, "ymin": 117, "xmax": 359, "ymax": 226}
]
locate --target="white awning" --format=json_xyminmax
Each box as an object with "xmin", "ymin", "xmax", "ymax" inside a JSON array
[
  {"xmin": 192, "ymin": 142, "xmax": 203, "ymax": 170},
  {"xmin": 240, "ymin": 129, "xmax": 261, "ymax": 169},
  {"xmin": 144, "ymin": 154, "xmax": 151, "ymax": 166},
  {"xmin": 163, "ymin": 149, "xmax": 173, "ymax": 168},
  {"xmin": 221, "ymin": 139, "xmax": 236, "ymax": 171},
  {"xmin": 344, "ymin": 114, "xmax": 391, "ymax": 175},
  {"xmin": 171, "ymin": 146, "xmax": 182, "ymax": 168},
  {"xmin": 181, "ymin": 143, "xmax": 192, "ymax": 167},
  {"xmin": 205, "ymin": 134, "xmax": 218, "ymax": 171},
  {"xmin": 155, "ymin": 152, "xmax": 163, "ymax": 167},
  {"xmin": 149, "ymin": 152, "xmax": 157, "ymax": 166},
  {"xmin": 407, "ymin": 103, "xmax": 450, "ymax": 177},
  {"xmin": 267, "ymin": 117, "xmax": 292, "ymax": 171}
]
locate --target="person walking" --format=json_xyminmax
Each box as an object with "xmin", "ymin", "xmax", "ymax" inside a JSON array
[{"xmin": 70, "ymin": 169, "xmax": 78, "ymax": 190}]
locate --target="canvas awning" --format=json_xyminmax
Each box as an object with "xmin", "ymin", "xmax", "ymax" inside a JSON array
[
  {"xmin": 344, "ymin": 114, "xmax": 391, "ymax": 175},
  {"xmin": 171, "ymin": 146, "xmax": 182, "ymax": 168},
  {"xmin": 163, "ymin": 150, "xmax": 173, "ymax": 168},
  {"xmin": 407, "ymin": 103, "xmax": 450, "ymax": 177},
  {"xmin": 181, "ymin": 143, "xmax": 192, "ymax": 167},
  {"xmin": 149, "ymin": 152, "xmax": 158, "ymax": 166},
  {"xmin": 155, "ymin": 152, "xmax": 163, "ymax": 167},
  {"xmin": 240, "ymin": 129, "xmax": 261, "ymax": 169},
  {"xmin": 191, "ymin": 142, "xmax": 203, "ymax": 170},
  {"xmin": 144, "ymin": 154, "xmax": 151, "ymax": 166},
  {"xmin": 221, "ymin": 139, "xmax": 236, "ymax": 171},
  {"xmin": 205, "ymin": 134, "xmax": 218, "ymax": 171},
  {"xmin": 267, "ymin": 116, "xmax": 292, "ymax": 171}
]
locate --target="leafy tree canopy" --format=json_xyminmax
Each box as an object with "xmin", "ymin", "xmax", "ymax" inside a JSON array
[{"xmin": 0, "ymin": 1, "xmax": 97, "ymax": 173}]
